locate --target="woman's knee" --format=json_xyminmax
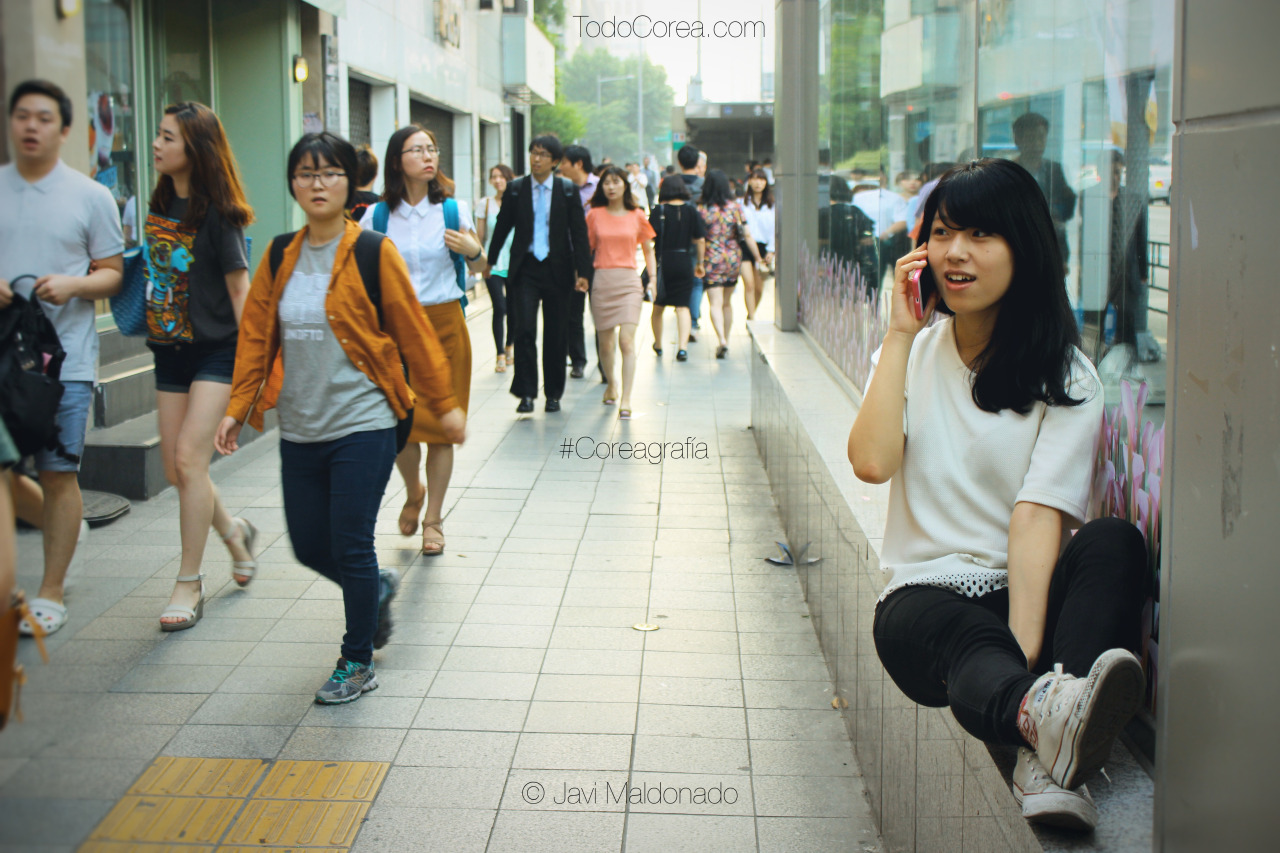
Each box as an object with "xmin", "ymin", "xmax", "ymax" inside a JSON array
[
  {"xmin": 1071, "ymin": 517, "xmax": 1149, "ymax": 590},
  {"xmin": 172, "ymin": 444, "xmax": 212, "ymax": 488}
]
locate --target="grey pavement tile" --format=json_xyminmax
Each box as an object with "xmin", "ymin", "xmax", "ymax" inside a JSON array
[
  {"xmin": 279, "ymin": 726, "xmax": 407, "ymax": 761},
  {"xmin": 541, "ymin": 648, "xmax": 642, "ymax": 676},
  {"xmin": 637, "ymin": 704, "xmax": 748, "ymax": 740},
  {"xmin": 384, "ymin": 621, "xmax": 461, "ymax": 646},
  {"xmin": 565, "ymin": 570, "xmax": 650, "ymax": 591},
  {"xmin": 240, "ymin": 642, "xmax": 340, "ymax": 668},
  {"xmin": 624, "ymin": 772, "xmax": 755, "ymax": 816},
  {"xmin": 490, "ymin": 553, "xmax": 574, "ymax": 571},
  {"xmin": 746, "ymin": 709, "xmax": 851, "ymax": 742},
  {"xmin": 576, "ymin": 539, "xmax": 654, "ymax": 557},
  {"xmin": 644, "ymin": 629, "xmax": 740, "ymax": 656},
  {"xmin": 734, "ymin": 592, "xmax": 809, "ymax": 613},
  {"xmin": 188, "ymin": 691, "xmax": 312, "ymax": 726},
  {"xmin": 35, "ymin": 723, "xmax": 178, "ymax": 759},
  {"xmin": 549, "ymin": 626, "xmax": 645, "ymax": 651},
  {"xmin": 0, "ymin": 756, "xmax": 150, "ymax": 800},
  {"xmin": 645, "ymin": 608, "xmax": 737, "ymax": 632},
  {"xmin": 412, "ymin": 698, "xmax": 531, "ymax": 731},
  {"xmin": 395, "ymin": 729, "xmax": 519, "ymax": 768},
  {"xmin": 513, "ymin": 733, "xmax": 632, "ymax": 771},
  {"xmin": 110, "ymin": 663, "xmax": 232, "ymax": 694},
  {"xmin": 735, "ymin": 611, "xmax": 819, "ymax": 634},
  {"xmin": 0, "ymin": 758, "xmax": 25, "ymax": 788},
  {"xmin": 376, "ymin": 765, "xmax": 509, "ymax": 810},
  {"xmin": 499, "ymin": 768, "xmax": 630, "ymax": 812},
  {"xmin": 500, "ymin": 537, "xmax": 579, "ymax": 555},
  {"xmin": 377, "ymin": 644, "xmax": 449, "ymax": 672},
  {"xmin": 747, "ymin": 741, "xmax": 859, "ymax": 778},
  {"xmin": 70, "ymin": 616, "xmax": 162, "ymax": 641},
  {"xmin": 533, "ymin": 673, "xmax": 640, "ymax": 704},
  {"xmin": 163, "ymin": 616, "xmax": 277, "ymax": 643},
  {"xmin": 350, "ymin": 806, "xmax": 494, "ymax": 853},
  {"xmin": 427, "ymin": 671, "xmax": 537, "ymax": 701},
  {"xmin": 440, "ymin": 645, "xmax": 544, "ymax": 673},
  {"xmin": 24, "ymin": 661, "xmax": 139, "ymax": 694},
  {"xmin": 464, "ymin": 602, "xmax": 559, "ymax": 626},
  {"xmin": 453, "ymin": 622, "xmax": 552, "ymax": 648},
  {"xmin": 474, "ymin": 585, "xmax": 565, "ymax": 606},
  {"xmin": 364, "ymin": 668, "xmax": 436, "ymax": 697},
  {"xmin": 739, "ymin": 654, "xmax": 834, "ymax": 682},
  {"xmin": 643, "ymin": 651, "xmax": 742, "ymax": 681},
  {"xmin": 522, "ymin": 700, "xmax": 638, "ymax": 735},
  {"xmin": 486, "ymin": 809, "xmax": 624, "ymax": 852},
  {"xmin": 507, "ymin": 523, "xmax": 586, "ymax": 541},
  {"xmin": 751, "ymin": 775, "xmax": 865, "ymax": 818},
  {"xmin": 639, "ymin": 675, "xmax": 745, "ymax": 708},
  {"xmin": 396, "ymin": 581, "xmax": 480, "ymax": 603},
  {"xmin": 633, "ymin": 735, "xmax": 751, "ymax": 776},
  {"xmin": 163, "ymin": 723, "xmax": 292, "ymax": 758},
  {"xmin": 743, "ymin": 679, "xmax": 838, "ymax": 710},
  {"xmin": 569, "ymin": 553, "xmax": 654, "ymax": 573},
  {"xmin": 484, "ymin": 568, "xmax": 570, "ymax": 588},
  {"xmin": 389, "ymin": 599, "xmax": 472, "ymax": 624},
  {"xmin": 579, "ymin": 525, "xmax": 655, "ymax": 542},
  {"xmin": 653, "ymin": 540, "xmax": 730, "ymax": 559},
  {"xmin": 216, "ymin": 664, "xmax": 330, "ymax": 695},
  {"xmin": 739, "ymin": 632, "xmax": 823, "ymax": 656},
  {"xmin": 0, "ymin": 798, "xmax": 115, "ymax": 846},
  {"xmin": 646, "ymin": 589, "xmax": 735, "ymax": 612},
  {"xmin": 756, "ymin": 816, "xmax": 881, "ymax": 853},
  {"xmin": 300, "ymin": 695, "xmax": 423, "ymax": 728},
  {"xmin": 203, "ymin": 595, "xmax": 306, "ymax": 619},
  {"xmin": 140, "ymin": 639, "xmax": 257, "ymax": 666},
  {"xmin": 650, "ymin": 555, "xmax": 732, "ymax": 574},
  {"xmin": 624, "ymin": 812, "xmax": 757, "ymax": 851},
  {"xmin": 558, "ymin": 591, "xmax": 649, "ymax": 612}
]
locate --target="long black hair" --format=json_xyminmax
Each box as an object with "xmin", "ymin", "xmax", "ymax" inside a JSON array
[
  {"xmin": 589, "ymin": 165, "xmax": 638, "ymax": 210},
  {"xmin": 916, "ymin": 158, "xmax": 1085, "ymax": 415},
  {"xmin": 743, "ymin": 168, "xmax": 774, "ymax": 209},
  {"xmin": 382, "ymin": 124, "xmax": 454, "ymax": 211},
  {"xmin": 699, "ymin": 169, "xmax": 734, "ymax": 208}
]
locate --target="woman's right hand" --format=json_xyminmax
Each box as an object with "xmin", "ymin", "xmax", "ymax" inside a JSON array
[
  {"xmin": 214, "ymin": 416, "xmax": 243, "ymax": 456},
  {"xmin": 438, "ymin": 407, "xmax": 467, "ymax": 445},
  {"xmin": 888, "ymin": 245, "xmax": 936, "ymax": 337}
]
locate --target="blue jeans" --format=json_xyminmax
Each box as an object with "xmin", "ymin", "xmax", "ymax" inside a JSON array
[
  {"xmin": 280, "ymin": 427, "xmax": 396, "ymax": 664},
  {"xmin": 33, "ymin": 380, "xmax": 92, "ymax": 472},
  {"xmin": 689, "ymin": 277, "xmax": 704, "ymax": 325}
]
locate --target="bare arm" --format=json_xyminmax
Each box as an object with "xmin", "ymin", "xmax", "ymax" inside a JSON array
[
  {"xmin": 641, "ymin": 240, "xmax": 657, "ymax": 290},
  {"xmin": 34, "ymin": 254, "xmax": 124, "ymax": 304},
  {"xmin": 225, "ymin": 268, "xmax": 250, "ymax": 326},
  {"xmin": 1006, "ymin": 501, "xmax": 1064, "ymax": 669}
]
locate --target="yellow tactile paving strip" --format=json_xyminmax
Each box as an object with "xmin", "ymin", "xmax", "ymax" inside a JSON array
[{"xmin": 79, "ymin": 758, "xmax": 388, "ymax": 853}]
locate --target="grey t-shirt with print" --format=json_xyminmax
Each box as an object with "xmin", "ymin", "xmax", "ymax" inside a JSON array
[{"xmin": 276, "ymin": 235, "xmax": 395, "ymax": 443}]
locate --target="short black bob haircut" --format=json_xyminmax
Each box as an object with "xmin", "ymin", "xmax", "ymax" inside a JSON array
[
  {"xmin": 529, "ymin": 134, "xmax": 563, "ymax": 162},
  {"xmin": 287, "ymin": 132, "xmax": 358, "ymax": 210},
  {"xmin": 657, "ymin": 174, "xmax": 691, "ymax": 202},
  {"xmin": 9, "ymin": 79, "xmax": 73, "ymax": 129},
  {"xmin": 698, "ymin": 169, "xmax": 734, "ymax": 209},
  {"xmin": 915, "ymin": 158, "xmax": 1085, "ymax": 415}
]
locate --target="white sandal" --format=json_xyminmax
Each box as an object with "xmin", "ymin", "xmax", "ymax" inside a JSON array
[
  {"xmin": 18, "ymin": 598, "xmax": 68, "ymax": 637},
  {"xmin": 224, "ymin": 517, "xmax": 259, "ymax": 588},
  {"xmin": 159, "ymin": 574, "xmax": 205, "ymax": 632}
]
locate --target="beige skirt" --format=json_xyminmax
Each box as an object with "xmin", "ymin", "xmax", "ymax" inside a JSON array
[
  {"xmin": 409, "ymin": 300, "xmax": 471, "ymax": 445},
  {"xmin": 590, "ymin": 267, "xmax": 643, "ymax": 330}
]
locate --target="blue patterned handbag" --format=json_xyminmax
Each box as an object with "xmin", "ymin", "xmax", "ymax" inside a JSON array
[{"xmin": 110, "ymin": 236, "xmax": 252, "ymax": 338}]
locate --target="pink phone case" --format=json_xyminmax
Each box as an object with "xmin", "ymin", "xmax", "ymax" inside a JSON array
[{"xmin": 908, "ymin": 268, "xmax": 925, "ymax": 320}]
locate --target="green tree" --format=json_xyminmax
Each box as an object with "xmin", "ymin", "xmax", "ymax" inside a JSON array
[
  {"xmin": 532, "ymin": 65, "xmax": 587, "ymax": 142},
  {"xmin": 828, "ymin": 0, "xmax": 884, "ymax": 167}
]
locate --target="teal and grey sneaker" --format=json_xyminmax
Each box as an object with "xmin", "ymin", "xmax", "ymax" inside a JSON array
[
  {"xmin": 314, "ymin": 658, "xmax": 378, "ymax": 704},
  {"xmin": 372, "ymin": 568, "xmax": 400, "ymax": 650}
]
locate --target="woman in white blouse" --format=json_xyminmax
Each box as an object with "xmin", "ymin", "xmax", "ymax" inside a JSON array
[
  {"xmin": 360, "ymin": 125, "xmax": 487, "ymax": 555},
  {"xmin": 740, "ymin": 169, "xmax": 775, "ymax": 320}
]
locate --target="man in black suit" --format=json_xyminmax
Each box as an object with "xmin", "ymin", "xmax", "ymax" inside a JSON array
[{"xmin": 486, "ymin": 135, "xmax": 592, "ymax": 413}]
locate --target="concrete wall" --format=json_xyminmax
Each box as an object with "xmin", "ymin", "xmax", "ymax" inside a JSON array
[{"xmin": 1155, "ymin": 3, "xmax": 1280, "ymax": 850}]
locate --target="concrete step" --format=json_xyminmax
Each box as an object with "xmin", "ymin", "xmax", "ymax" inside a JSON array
[
  {"xmin": 79, "ymin": 412, "xmax": 275, "ymax": 501},
  {"xmin": 98, "ymin": 326, "xmax": 149, "ymax": 364},
  {"xmin": 93, "ymin": 352, "xmax": 156, "ymax": 428}
]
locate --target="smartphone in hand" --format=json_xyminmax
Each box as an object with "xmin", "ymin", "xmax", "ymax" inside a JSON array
[{"xmin": 907, "ymin": 267, "xmax": 926, "ymax": 320}]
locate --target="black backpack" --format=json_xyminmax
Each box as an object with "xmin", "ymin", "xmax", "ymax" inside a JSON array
[
  {"xmin": 0, "ymin": 277, "xmax": 77, "ymax": 462},
  {"xmin": 268, "ymin": 230, "xmax": 413, "ymax": 452}
]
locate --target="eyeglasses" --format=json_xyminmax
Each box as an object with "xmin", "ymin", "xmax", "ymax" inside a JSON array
[
  {"xmin": 292, "ymin": 170, "xmax": 347, "ymax": 187},
  {"xmin": 401, "ymin": 145, "xmax": 440, "ymax": 158},
  {"xmin": 529, "ymin": 149, "xmax": 553, "ymax": 160}
]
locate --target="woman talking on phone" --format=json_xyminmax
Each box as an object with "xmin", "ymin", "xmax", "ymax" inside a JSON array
[{"xmin": 849, "ymin": 159, "xmax": 1149, "ymax": 831}]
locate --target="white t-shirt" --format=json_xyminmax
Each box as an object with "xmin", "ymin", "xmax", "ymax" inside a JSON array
[
  {"xmin": 853, "ymin": 187, "xmax": 907, "ymax": 237},
  {"xmin": 359, "ymin": 197, "xmax": 474, "ymax": 307},
  {"xmin": 868, "ymin": 317, "xmax": 1104, "ymax": 601},
  {"xmin": 0, "ymin": 161, "xmax": 125, "ymax": 382},
  {"xmin": 742, "ymin": 200, "xmax": 776, "ymax": 249}
]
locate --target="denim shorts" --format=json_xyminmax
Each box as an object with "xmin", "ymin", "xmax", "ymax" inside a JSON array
[
  {"xmin": 33, "ymin": 379, "xmax": 93, "ymax": 473},
  {"xmin": 152, "ymin": 343, "xmax": 237, "ymax": 393}
]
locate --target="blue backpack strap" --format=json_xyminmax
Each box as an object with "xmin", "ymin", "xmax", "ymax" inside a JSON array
[
  {"xmin": 442, "ymin": 198, "xmax": 468, "ymax": 311},
  {"xmin": 372, "ymin": 201, "xmax": 389, "ymax": 234}
]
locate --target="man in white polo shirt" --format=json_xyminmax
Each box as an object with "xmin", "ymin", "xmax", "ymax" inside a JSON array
[{"xmin": 0, "ymin": 80, "xmax": 125, "ymax": 635}]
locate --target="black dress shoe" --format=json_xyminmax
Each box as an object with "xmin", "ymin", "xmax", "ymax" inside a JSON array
[
  {"xmin": 516, "ymin": 397, "xmax": 535, "ymax": 413},
  {"xmin": 570, "ymin": 365, "xmax": 585, "ymax": 379},
  {"xmin": 545, "ymin": 399, "xmax": 561, "ymax": 413}
]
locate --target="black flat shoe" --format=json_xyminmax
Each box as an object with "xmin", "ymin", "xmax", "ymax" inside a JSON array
[
  {"xmin": 545, "ymin": 399, "xmax": 561, "ymax": 413},
  {"xmin": 652, "ymin": 343, "xmax": 663, "ymax": 356},
  {"xmin": 716, "ymin": 345, "xmax": 728, "ymax": 359},
  {"xmin": 688, "ymin": 332, "xmax": 698, "ymax": 343},
  {"xmin": 570, "ymin": 365, "xmax": 585, "ymax": 378},
  {"xmin": 676, "ymin": 349, "xmax": 688, "ymax": 361},
  {"xmin": 516, "ymin": 397, "xmax": 535, "ymax": 413}
]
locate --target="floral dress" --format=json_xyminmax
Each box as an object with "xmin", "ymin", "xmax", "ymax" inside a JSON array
[{"xmin": 697, "ymin": 201, "xmax": 746, "ymax": 285}]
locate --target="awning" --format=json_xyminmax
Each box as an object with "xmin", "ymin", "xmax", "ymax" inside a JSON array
[{"xmin": 306, "ymin": 0, "xmax": 347, "ymax": 17}]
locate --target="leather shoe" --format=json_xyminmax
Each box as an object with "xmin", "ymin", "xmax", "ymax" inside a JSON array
[
  {"xmin": 570, "ymin": 365, "xmax": 585, "ymax": 379},
  {"xmin": 545, "ymin": 399, "xmax": 561, "ymax": 413},
  {"xmin": 516, "ymin": 397, "xmax": 535, "ymax": 413}
]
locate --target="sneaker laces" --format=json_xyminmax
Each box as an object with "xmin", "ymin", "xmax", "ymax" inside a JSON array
[
  {"xmin": 327, "ymin": 659, "xmax": 356, "ymax": 684},
  {"xmin": 1020, "ymin": 664, "xmax": 1073, "ymax": 748}
]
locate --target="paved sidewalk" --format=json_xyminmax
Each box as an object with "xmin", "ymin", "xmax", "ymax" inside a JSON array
[{"xmin": 2, "ymin": 289, "xmax": 882, "ymax": 852}]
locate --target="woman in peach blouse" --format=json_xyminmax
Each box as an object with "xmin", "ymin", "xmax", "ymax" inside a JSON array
[{"xmin": 585, "ymin": 166, "xmax": 657, "ymax": 419}]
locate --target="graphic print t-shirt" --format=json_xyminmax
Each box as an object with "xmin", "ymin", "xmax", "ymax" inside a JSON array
[
  {"xmin": 144, "ymin": 212, "xmax": 199, "ymax": 343},
  {"xmin": 275, "ymin": 235, "xmax": 395, "ymax": 443}
]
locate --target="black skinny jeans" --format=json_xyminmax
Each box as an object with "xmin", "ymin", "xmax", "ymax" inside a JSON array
[
  {"xmin": 486, "ymin": 275, "xmax": 513, "ymax": 354},
  {"xmin": 873, "ymin": 517, "xmax": 1149, "ymax": 745}
]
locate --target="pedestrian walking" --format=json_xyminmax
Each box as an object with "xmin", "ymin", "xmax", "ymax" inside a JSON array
[
  {"xmin": 697, "ymin": 170, "xmax": 761, "ymax": 358},
  {"xmin": 648, "ymin": 175, "xmax": 706, "ymax": 362},
  {"xmin": 558, "ymin": 145, "xmax": 598, "ymax": 379},
  {"xmin": 485, "ymin": 135, "xmax": 592, "ymax": 414},
  {"xmin": 216, "ymin": 132, "xmax": 465, "ymax": 704},
  {"xmin": 641, "ymin": 155, "xmax": 660, "ymax": 207},
  {"xmin": 359, "ymin": 125, "xmax": 486, "ymax": 555},
  {"xmin": 740, "ymin": 168, "xmax": 775, "ymax": 320},
  {"xmin": 348, "ymin": 145, "xmax": 379, "ymax": 221},
  {"xmin": 144, "ymin": 102, "xmax": 260, "ymax": 630},
  {"xmin": 585, "ymin": 166, "xmax": 657, "ymax": 419},
  {"xmin": 850, "ymin": 158, "xmax": 1147, "ymax": 832},
  {"xmin": 676, "ymin": 145, "xmax": 706, "ymax": 339},
  {"xmin": 1, "ymin": 80, "xmax": 124, "ymax": 637},
  {"xmin": 476, "ymin": 163, "xmax": 516, "ymax": 373}
]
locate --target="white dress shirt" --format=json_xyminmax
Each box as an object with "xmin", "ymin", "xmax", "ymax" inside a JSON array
[{"xmin": 359, "ymin": 196, "xmax": 474, "ymax": 306}]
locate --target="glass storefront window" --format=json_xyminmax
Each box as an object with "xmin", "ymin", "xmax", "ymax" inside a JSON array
[{"xmin": 148, "ymin": 0, "xmax": 213, "ymax": 108}]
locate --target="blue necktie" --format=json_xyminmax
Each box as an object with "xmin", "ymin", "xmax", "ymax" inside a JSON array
[{"xmin": 533, "ymin": 183, "xmax": 550, "ymax": 261}]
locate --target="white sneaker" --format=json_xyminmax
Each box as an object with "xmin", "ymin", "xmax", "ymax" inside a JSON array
[
  {"xmin": 1013, "ymin": 747, "xmax": 1098, "ymax": 830},
  {"xmin": 1017, "ymin": 649, "xmax": 1144, "ymax": 790}
]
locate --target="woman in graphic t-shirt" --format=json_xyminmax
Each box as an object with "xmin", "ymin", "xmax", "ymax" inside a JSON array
[
  {"xmin": 215, "ymin": 132, "xmax": 465, "ymax": 704},
  {"xmin": 585, "ymin": 165, "xmax": 657, "ymax": 419},
  {"xmin": 849, "ymin": 159, "xmax": 1149, "ymax": 832},
  {"xmin": 146, "ymin": 102, "xmax": 260, "ymax": 631},
  {"xmin": 359, "ymin": 125, "xmax": 488, "ymax": 556}
]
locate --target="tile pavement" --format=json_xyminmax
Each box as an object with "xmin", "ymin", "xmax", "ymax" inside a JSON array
[{"xmin": 3, "ymin": 288, "xmax": 883, "ymax": 852}]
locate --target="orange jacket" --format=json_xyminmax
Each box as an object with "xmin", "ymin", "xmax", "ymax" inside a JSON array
[{"xmin": 226, "ymin": 220, "xmax": 459, "ymax": 431}]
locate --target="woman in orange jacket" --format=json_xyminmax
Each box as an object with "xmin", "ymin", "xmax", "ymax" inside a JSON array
[{"xmin": 214, "ymin": 132, "xmax": 465, "ymax": 705}]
